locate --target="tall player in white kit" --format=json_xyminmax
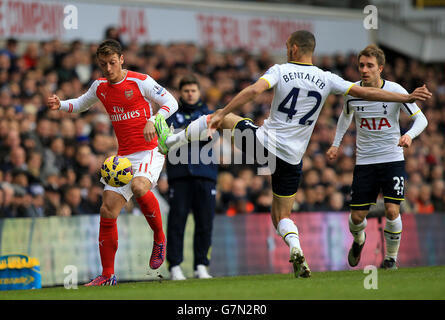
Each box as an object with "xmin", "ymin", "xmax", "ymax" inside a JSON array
[
  {"xmin": 155, "ymin": 31, "xmax": 432, "ymax": 278},
  {"xmin": 326, "ymin": 45, "xmax": 428, "ymax": 270},
  {"xmin": 47, "ymin": 39, "xmax": 178, "ymax": 286}
]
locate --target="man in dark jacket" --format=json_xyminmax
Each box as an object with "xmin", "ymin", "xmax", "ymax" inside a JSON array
[{"xmin": 166, "ymin": 75, "xmax": 218, "ymax": 280}]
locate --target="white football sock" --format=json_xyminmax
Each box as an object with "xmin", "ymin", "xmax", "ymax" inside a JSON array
[
  {"xmin": 349, "ymin": 214, "xmax": 367, "ymax": 245},
  {"xmin": 277, "ymin": 218, "xmax": 301, "ymax": 250},
  {"xmin": 166, "ymin": 115, "xmax": 209, "ymax": 149},
  {"xmin": 384, "ymin": 215, "xmax": 402, "ymax": 261}
]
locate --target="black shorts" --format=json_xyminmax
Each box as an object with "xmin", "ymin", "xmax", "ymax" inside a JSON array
[
  {"xmin": 350, "ymin": 160, "xmax": 406, "ymax": 210},
  {"xmin": 233, "ymin": 118, "xmax": 302, "ymax": 197}
]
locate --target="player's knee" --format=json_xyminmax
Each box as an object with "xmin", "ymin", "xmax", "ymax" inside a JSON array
[
  {"xmin": 100, "ymin": 203, "xmax": 118, "ymax": 219},
  {"xmin": 131, "ymin": 177, "xmax": 151, "ymax": 198},
  {"xmin": 385, "ymin": 207, "xmax": 400, "ymax": 220},
  {"xmin": 351, "ymin": 210, "xmax": 367, "ymax": 224}
]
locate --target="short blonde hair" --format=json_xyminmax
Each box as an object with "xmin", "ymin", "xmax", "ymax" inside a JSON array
[{"xmin": 358, "ymin": 45, "xmax": 385, "ymax": 66}]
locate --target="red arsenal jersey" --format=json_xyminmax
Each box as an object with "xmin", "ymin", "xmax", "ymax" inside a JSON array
[{"xmin": 60, "ymin": 70, "xmax": 178, "ymax": 156}]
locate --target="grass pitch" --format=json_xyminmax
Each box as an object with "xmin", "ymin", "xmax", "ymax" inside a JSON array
[{"xmin": 1, "ymin": 266, "xmax": 444, "ymax": 300}]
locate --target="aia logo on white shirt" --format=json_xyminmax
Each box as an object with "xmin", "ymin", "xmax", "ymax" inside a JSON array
[{"xmin": 360, "ymin": 118, "xmax": 391, "ymax": 131}]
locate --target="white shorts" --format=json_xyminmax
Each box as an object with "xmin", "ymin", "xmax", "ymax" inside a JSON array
[{"xmin": 101, "ymin": 148, "xmax": 165, "ymax": 201}]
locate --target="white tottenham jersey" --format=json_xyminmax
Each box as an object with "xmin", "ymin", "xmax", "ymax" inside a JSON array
[
  {"xmin": 256, "ymin": 62, "xmax": 354, "ymax": 165},
  {"xmin": 342, "ymin": 80, "xmax": 421, "ymax": 165}
]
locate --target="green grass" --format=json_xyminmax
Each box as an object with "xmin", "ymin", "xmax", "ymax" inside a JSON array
[{"xmin": 1, "ymin": 266, "xmax": 445, "ymax": 300}]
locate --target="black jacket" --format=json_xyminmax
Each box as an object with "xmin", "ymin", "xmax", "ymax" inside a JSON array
[{"xmin": 166, "ymin": 98, "xmax": 218, "ymax": 182}]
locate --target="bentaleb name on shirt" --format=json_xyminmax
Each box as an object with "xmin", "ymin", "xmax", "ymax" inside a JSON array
[{"xmin": 282, "ymin": 72, "xmax": 326, "ymax": 90}]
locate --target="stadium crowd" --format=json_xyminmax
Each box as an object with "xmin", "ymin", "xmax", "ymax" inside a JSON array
[{"xmin": 0, "ymin": 33, "xmax": 444, "ymax": 218}]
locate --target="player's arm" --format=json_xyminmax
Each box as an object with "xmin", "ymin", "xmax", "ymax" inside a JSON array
[
  {"xmin": 209, "ymin": 79, "xmax": 270, "ymax": 129},
  {"xmin": 326, "ymin": 104, "xmax": 354, "ymax": 161},
  {"xmin": 398, "ymin": 107, "xmax": 428, "ymax": 148},
  {"xmin": 209, "ymin": 64, "xmax": 279, "ymax": 129},
  {"xmin": 143, "ymin": 77, "xmax": 178, "ymax": 121},
  {"xmin": 221, "ymin": 79, "xmax": 269, "ymax": 117},
  {"xmin": 142, "ymin": 76, "xmax": 178, "ymax": 142},
  {"xmin": 348, "ymin": 84, "xmax": 432, "ymax": 103},
  {"xmin": 47, "ymin": 81, "xmax": 99, "ymax": 113}
]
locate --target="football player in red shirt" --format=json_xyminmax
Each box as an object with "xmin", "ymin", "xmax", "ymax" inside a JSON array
[{"xmin": 47, "ymin": 39, "xmax": 178, "ymax": 286}]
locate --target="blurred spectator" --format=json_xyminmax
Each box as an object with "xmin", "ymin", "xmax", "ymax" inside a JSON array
[
  {"xmin": 328, "ymin": 191, "xmax": 347, "ymax": 211},
  {"xmin": 28, "ymin": 184, "xmax": 45, "ymax": 217},
  {"xmin": 79, "ymin": 183, "xmax": 102, "ymax": 214},
  {"xmin": 104, "ymin": 26, "xmax": 123, "ymax": 45},
  {"xmin": 248, "ymin": 175, "xmax": 269, "ymax": 204},
  {"xmin": 0, "ymin": 183, "xmax": 15, "ymax": 217},
  {"xmin": 156, "ymin": 173, "xmax": 169, "ymax": 200},
  {"xmin": 58, "ymin": 203, "xmax": 72, "ymax": 217},
  {"xmin": 42, "ymin": 136, "xmax": 65, "ymax": 176},
  {"xmin": 226, "ymin": 178, "xmax": 254, "ymax": 216},
  {"xmin": 73, "ymin": 144, "xmax": 93, "ymax": 178},
  {"xmin": 216, "ymin": 171, "xmax": 234, "ymax": 214},
  {"xmin": 402, "ymin": 184, "xmax": 420, "ymax": 214},
  {"xmin": 417, "ymin": 184, "xmax": 434, "ymax": 214},
  {"xmin": 26, "ymin": 150, "xmax": 43, "ymax": 183},
  {"xmin": 254, "ymin": 189, "xmax": 272, "ymax": 213},
  {"xmin": 3, "ymin": 146, "xmax": 27, "ymax": 172},
  {"xmin": 299, "ymin": 187, "xmax": 318, "ymax": 212},
  {"xmin": 44, "ymin": 184, "xmax": 61, "ymax": 216},
  {"xmin": 431, "ymin": 179, "xmax": 445, "ymax": 213},
  {"xmin": 313, "ymin": 184, "xmax": 330, "ymax": 211},
  {"xmin": 62, "ymin": 184, "xmax": 84, "ymax": 215},
  {"xmin": 0, "ymin": 38, "xmax": 18, "ymax": 72}
]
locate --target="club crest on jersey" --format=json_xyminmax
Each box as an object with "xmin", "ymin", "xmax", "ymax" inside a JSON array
[
  {"xmin": 382, "ymin": 103, "xmax": 388, "ymax": 114},
  {"xmin": 124, "ymin": 90, "xmax": 133, "ymax": 99}
]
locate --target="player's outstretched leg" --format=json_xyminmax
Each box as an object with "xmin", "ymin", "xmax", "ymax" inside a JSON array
[
  {"xmin": 154, "ymin": 114, "xmax": 173, "ymax": 155},
  {"xmin": 155, "ymin": 113, "xmax": 210, "ymax": 154},
  {"xmin": 348, "ymin": 213, "xmax": 367, "ymax": 267}
]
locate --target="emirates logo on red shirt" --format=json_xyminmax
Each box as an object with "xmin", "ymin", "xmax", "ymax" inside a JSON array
[{"xmin": 125, "ymin": 90, "xmax": 133, "ymax": 99}]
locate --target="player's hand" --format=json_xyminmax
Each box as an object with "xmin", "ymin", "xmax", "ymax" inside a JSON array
[
  {"xmin": 47, "ymin": 94, "xmax": 61, "ymax": 110},
  {"xmin": 207, "ymin": 109, "xmax": 224, "ymax": 137},
  {"xmin": 408, "ymin": 85, "xmax": 432, "ymax": 102},
  {"xmin": 398, "ymin": 134, "xmax": 412, "ymax": 148},
  {"xmin": 326, "ymin": 146, "xmax": 339, "ymax": 161},
  {"xmin": 144, "ymin": 120, "xmax": 157, "ymax": 142}
]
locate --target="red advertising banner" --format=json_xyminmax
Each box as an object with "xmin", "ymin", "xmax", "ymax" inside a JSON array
[
  {"xmin": 196, "ymin": 13, "xmax": 313, "ymax": 51},
  {"xmin": 0, "ymin": 0, "xmax": 65, "ymax": 37}
]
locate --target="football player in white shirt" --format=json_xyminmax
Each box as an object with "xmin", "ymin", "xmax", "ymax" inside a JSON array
[
  {"xmin": 155, "ymin": 31, "xmax": 432, "ymax": 278},
  {"xmin": 326, "ymin": 45, "xmax": 428, "ymax": 270}
]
